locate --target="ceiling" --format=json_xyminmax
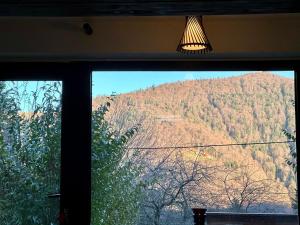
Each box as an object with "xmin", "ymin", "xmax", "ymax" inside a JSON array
[{"xmin": 0, "ymin": 0, "xmax": 299, "ymax": 16}]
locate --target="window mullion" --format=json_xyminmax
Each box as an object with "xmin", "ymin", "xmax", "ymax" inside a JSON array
[{"xmin": 61, "ymin": 64, "xmax": 92, "ymax": 225}]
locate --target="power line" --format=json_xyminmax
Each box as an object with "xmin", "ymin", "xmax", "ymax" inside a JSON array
[
  {"xmin": 208, "ymin": 192, "xmax": 295, "ymax": 196},
  {"xmin": 126, "ymin": 140, "xmax": 295, "ymax": 150}
]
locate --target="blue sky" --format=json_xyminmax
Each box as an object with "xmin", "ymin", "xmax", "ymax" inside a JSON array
[
  {"xmin": 4, "ymin": 81, "xmax": 62, "ymax": 112},
  {"xmin": 4, "ymin": 70, "xmax": 294, "ymax": 111},
  {"xmin": 92, "ymin": 71, "xmax": 294, "ymax": 97}
]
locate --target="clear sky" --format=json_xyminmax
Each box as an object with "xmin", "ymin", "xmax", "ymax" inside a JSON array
[
  {"xmin": 4, "ymin": 70, "xmax": 294, "ymax": 110},
  {"xmin": 4, "ymin": 81, "xmax": 62, "ymax": 112},
  {"xmin": 92, "ymin": 71, "xmax": 294, "ymax": 97}
]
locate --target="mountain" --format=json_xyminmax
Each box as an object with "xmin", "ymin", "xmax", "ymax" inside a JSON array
[{"xmin": 93, "ymin": 72, "xmax": 296, "ymax": 212}]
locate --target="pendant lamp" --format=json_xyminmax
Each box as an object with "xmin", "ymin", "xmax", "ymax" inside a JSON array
[{"xmin": 177, "ymin": 16, "xmax": 212, "ymax": 54}]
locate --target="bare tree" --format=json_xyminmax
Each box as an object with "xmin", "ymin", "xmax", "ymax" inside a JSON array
[
  {"xmin": 221, "ymin": 165, "xmax": 276, "ymax": 212},
  {"xmin": 139, "ymin": 149, "xmax": 216, "ymax": 225}
]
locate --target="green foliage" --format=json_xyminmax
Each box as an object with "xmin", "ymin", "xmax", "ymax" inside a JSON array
[
  {"xmin": 205, "ymin": 147, "xmax": 223, "ymax": 158},
  {"xmin": 282, "ymin": 127, "xmax": 297, "ymax": 209},
  {"xmin": 224, "ymin": 160, "xmax": 238, "ymax": 169},
  {"xmin": 282, "ymin": 129, "xmax": 297, "ymax": 174},
  {"xmin": 0, "ymin": 81, "xmax": 61, "ymax": 225},
  {"xmin": 0, "ymin": 83, "xmax": 143, "ymax": 225},
  {"xmin": 91, "ymin": 100, "xmax": 143, "ymax": 225}
]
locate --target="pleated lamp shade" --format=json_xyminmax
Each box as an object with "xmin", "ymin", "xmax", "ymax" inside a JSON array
[{"xmin": 177, "ymin": 16, "xmax": 212, "ymax": 54}]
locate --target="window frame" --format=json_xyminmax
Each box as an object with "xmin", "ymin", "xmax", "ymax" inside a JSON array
[
  {"xmin": 0, "ymin": 61, "xmax": 299, "ymax": 225},
  {"xmin": 0, "ymin": 63, "xmax": 92, "ymax": 225}
]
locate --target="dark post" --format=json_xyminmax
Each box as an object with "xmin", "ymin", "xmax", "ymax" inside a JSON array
[
  {"xmin": 192, "ymin": 208, "xmax": 207, "ymax": 225},
  {"xmin": 295, "ymin": 66, "xmax": 299, "ymax": 217},
  {"xmin": 61, "ymin": 64, "xmax": 92, "ymax": 225}
]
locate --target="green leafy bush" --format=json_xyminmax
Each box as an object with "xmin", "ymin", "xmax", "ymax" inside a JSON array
[
  {"xmin": 0, "ymin": 82, "xmax": 142, "ymax": 225},
  {"xmin": 91, "ymin": 100, "xmax": 143, "ymax": 225},
  {"xmin": 0, "ymin": 81, "xmax": 61, "ymax": 225}
]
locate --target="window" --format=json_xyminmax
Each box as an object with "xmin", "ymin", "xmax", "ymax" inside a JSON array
[
  {"xmin": 0, "ymin": 62, "xmax": 298, "ymax": 225},
  {"xmin": 0, "ymin": 64, "xmax": 91, "ymax": 225},
  {"xmin": 91, "ymin": 70, "xmax": 298, "ymax": 225}
]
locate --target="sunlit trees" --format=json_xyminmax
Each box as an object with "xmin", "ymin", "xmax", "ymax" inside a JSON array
[
  {"xmin": 0, "ymin": 81, "xmax": 61, "ymax": 225},
  {"xmin": 91, "ymin": 100, "xmax": 143, "ymax": 225},
  {"xmin": 282, "ymin": 100, "xmax": 297, "ymax": 209},
  {"xmin": 0, "ymin": 82, "xmax": 144, "ymax": 225}
]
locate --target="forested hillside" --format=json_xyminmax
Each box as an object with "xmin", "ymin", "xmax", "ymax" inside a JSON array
[{"xmin": 93, "ymin": 72, "xmax": 296, "ymax": 216}]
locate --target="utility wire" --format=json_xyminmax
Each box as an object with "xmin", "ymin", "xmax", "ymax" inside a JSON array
[
  {"xmin": 126, "ymin": 140, "xmax": 295, "ymax": 150},
  {"xmin": 208, "ymin": 192, "xmax": 295, "ymax": 196}
]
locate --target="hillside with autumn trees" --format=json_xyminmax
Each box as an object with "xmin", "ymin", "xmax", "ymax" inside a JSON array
[{"xmin": 93, "ymin": 72, "xmax": 297, "ymax": 222}]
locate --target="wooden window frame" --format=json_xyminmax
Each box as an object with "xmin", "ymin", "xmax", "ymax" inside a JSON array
[{"xmin": 0, "ymin": 61, "xmax": 299, "ymax": 225}]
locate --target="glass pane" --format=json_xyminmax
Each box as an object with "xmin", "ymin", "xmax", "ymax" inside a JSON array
[
  {"xmin": 91, "ymin": 71, "xmax": 297, "ymax": 225},
  {"xmin": 0, "ymin": 81, "xmax": 62, "ymax": 225}
]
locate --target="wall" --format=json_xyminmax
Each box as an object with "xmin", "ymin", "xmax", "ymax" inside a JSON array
[{"xmin": 0, "ymin": 14, "xmax": 299, "ymax": 61}]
